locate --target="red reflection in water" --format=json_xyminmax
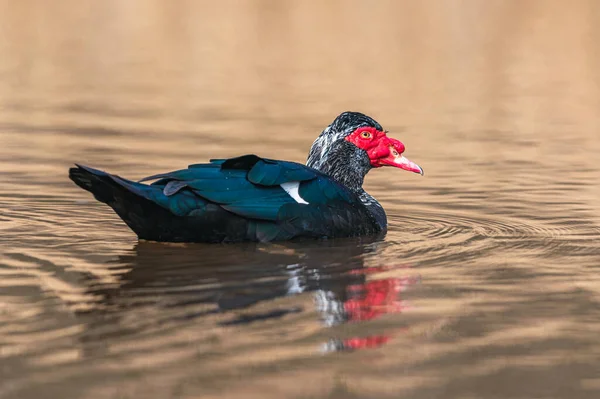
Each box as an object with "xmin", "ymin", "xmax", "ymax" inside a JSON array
[
  {"xmin": 342, "ymin": 334, "xmax": 391, "ymax": 350},
  {"xmin": 344, "ymin": 277, "xmax": 415, "ymax": 321},
  {"xmin": 321, "ymin": 266, "xmax": 420, "ymax": 353}
]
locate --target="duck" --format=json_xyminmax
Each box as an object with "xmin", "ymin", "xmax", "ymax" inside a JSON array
[{"xmin": 69, "ymin": 111, "xmax": 423, "ymax": 242}]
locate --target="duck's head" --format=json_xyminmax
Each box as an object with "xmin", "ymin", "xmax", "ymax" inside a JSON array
[{"xmin": 307, "ymin": 112, "xmax": 423, "ymax": 191}]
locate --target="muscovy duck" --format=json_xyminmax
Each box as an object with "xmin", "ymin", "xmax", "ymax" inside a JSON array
[{"xmin": 69, "ymin": 112, "xmax": 423, "ymax": 242}]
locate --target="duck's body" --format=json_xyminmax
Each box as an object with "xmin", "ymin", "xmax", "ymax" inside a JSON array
[
  {"xmin": 70, "ymin": 155, "xmax": 383, "ymax": 242},
  {"xmin": 69, "ymin": 112, "xmax": 423, "ymax": 243}
]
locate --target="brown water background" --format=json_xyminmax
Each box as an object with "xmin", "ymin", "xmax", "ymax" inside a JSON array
[{"xmin": 2, "ymin": 1, "xmax": 600, "ymax": 398}]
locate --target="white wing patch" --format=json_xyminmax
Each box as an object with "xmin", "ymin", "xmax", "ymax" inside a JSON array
[{"xmin": 280, "ymin": 181, "xmax": 309, "ymax": 204}]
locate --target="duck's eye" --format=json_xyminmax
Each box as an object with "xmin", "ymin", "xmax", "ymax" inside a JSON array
[
  {"xmin": 391, "ymin": 148, "xmax": 400, "ymax": 157},
  {"xmin": 360, "ymin": 131, "xmax": 371, "ymax": 139}
]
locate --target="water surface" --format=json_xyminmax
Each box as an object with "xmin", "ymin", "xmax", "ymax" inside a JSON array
[{"xmin": 2, "ymin": 1, "xmax": 600, "ymax": 398}]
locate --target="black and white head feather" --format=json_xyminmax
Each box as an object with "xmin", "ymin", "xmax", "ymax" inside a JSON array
[{"xmin": 306, "ymin": 111, "xmax": 383, "ymax": 170}]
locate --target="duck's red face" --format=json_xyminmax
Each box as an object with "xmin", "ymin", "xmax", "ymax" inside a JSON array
[{"xmin": 345, "ymin": 127, "xmax": 424, "ymax": 175}]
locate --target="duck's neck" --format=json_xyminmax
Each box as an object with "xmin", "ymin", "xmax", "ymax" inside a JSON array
[
  {"xmin": 313, "ymin": 158, "xmax": 366, "ymax": 193},
  {"xmin": 358, "ymin": 191, "xmax": 387, "ymax": 231},
  {"xmin": 306, "ymin": 139, "xmax": 368, "ymax": 193},
  {"xmin": 306, "ymin": 139, "xmax": 387, "ymax": 230}
]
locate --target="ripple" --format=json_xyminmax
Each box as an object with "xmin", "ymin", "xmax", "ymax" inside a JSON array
[{"xmin": 386, "ymin": 208, "xmax": 600, "ymax": 264}]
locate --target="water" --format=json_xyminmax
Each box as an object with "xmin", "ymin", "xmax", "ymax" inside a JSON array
[{"xmin": 2, "ymin": 1, "xmax": 600, "ymax": 398}]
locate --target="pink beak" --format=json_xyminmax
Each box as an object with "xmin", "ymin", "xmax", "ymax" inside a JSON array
[
  {"xmin": 372, "ymin": 136, "xmax": 424, "ymax": 175},
  {"xmin": 378, "ymin": 153, "xmax": 424, "ymax": 175}
]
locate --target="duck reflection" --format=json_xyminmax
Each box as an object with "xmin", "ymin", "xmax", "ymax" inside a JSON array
[
  {"xmin": 79, "ymin": 236, "xmax": 419, "ymax": 354},
  {"xmin": 317, "ymin": 268, "xmax": 419, "ymax": 352}
]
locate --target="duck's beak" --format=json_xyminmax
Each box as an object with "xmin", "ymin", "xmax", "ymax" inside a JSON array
[
  {"xmin": 378, "ymin": 152, "xmax": 424, "ymax": 175},
  {"xmin": 373, "ymin": 136, "xmax": 424, "ymax": 175}
]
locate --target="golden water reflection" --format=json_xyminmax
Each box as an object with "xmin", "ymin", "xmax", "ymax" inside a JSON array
[{"xmin": 2, "ymin": 1, "xmax": 600, "ymax": 398}]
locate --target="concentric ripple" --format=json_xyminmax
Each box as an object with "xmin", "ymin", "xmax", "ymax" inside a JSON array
[{"xmin": 386, "ymin": 206, "xmax": 600, "ymax": 265}]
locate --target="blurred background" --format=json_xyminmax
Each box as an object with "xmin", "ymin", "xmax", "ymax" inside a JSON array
[{"xmin": 2, "ymin": 1, "xmax": 600, "ymax": 398}]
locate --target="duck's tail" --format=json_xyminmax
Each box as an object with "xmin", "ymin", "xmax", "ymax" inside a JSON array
[
  {"xmin": 69, "ymin": 164, "xmax": 120, "ymax": 204},
  {"xmin": 69, "ymin": 164, "xmax": 173, "ymax": 240}
]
